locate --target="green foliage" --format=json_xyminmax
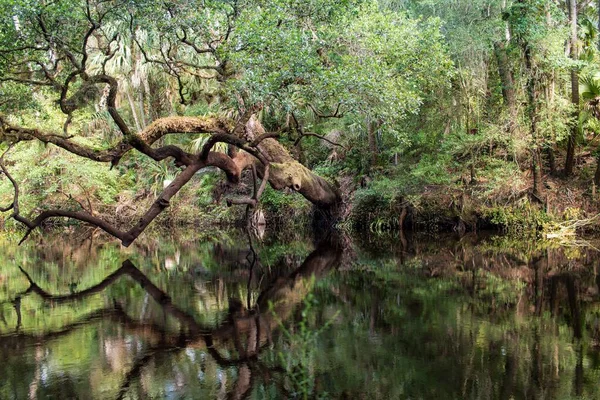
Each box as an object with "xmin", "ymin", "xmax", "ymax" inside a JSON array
[
  {"xmin": 482, "ymin": 199, "xmax": 550, "ymax": 234},
  {"xmin": 270, "ymin": 290, "xmax": 338, "ymax": 400},
  {"xmin": 261, "ymin": 186, "xmax": 311, "ymax": 222},
  {"xmin": 1, "ymin": 0, "xmax": 600, "ymax": 236},
  {"xmin": 0, "ymin": 142, "xmax": 126, "ymax": 226}
]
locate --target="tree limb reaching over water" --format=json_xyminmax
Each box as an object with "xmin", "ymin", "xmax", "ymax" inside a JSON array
[
  {"xmin": 0, "ymin": 112, "xmax": 340, "ymax": 245},
  {"xmin": 0, "ymin": 0, "xmax": 343, "ymax": 245}
]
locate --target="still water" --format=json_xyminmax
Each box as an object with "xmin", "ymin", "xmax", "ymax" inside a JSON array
[{"xmin": 1, "ymin": 229, "xmax": 600, "ymax": 399}]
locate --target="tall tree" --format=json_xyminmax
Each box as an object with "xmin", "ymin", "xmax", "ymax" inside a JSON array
[
  {"xmin": 565, "ymin": 0, "xmax": 580, "ymax": 176},
  {"xmin": 495, "ymin": 0, "xmax": 518, "ymax": 130}
]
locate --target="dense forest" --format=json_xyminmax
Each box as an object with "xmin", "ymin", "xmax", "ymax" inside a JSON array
[{"xmin": 2, "ymin": 0, "xmax": 600, "ymax": 243}]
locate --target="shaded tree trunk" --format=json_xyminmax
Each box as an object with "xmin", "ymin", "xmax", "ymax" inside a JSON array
[
  {"xmin": 368, "ymin": 119, "xmax": 377, "ymax": 168},
  {"xmin": 547, "ymin": 145, "xmax": 557, "ymax": 175},
  {"xmin": 565, "ymin": 0, "xmax": 579, "ymax": 176},
  {"xmin": 494, "ymin": 41, "xmax": 517, "ymax": 130},
  {"xmin": 230, "ymin": 116, "xmax": 341, "ymax": 208},
  {"xmin": 523, "ymin": 44, "xmax": 543, "ymax": 199},
  {"xmin": 596, "ymin": 0, "xmax": 600, "ymax": 187}
]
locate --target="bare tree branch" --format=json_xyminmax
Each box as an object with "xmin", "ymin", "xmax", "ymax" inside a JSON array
[{"xmin": 307, "ymin": 102, "xmax": 345, "ymax": 119}]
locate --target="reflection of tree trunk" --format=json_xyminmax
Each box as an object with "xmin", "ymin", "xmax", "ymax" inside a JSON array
[
  {"xmin": 532, "ymin": 256, "xmax": 544, "ymax": 316},
  {"xmin": 399, "ymin": 228, "xmax": 407, "ymax": 263},
  {"xmin": 530, "ymin": 328, "xmax": 542, "ymax": 399},
  {"xmin": 499, "ymin": 352, "xmax": 517, "ymax": 400},
  {"xmin": 229, "ymin": 365, "xmax": 252, "ymax": 400},
  {"xmin": 13, "ymin": 297, "xmax": 22, "ymax": 331},
  {"xmin": 28, "ymin": 345, "xmax": 43, "ymax": 400},
  {"xmin": 565, "ymin": 275, "xmax": 582, "ymax": 339},
  {"xmin": 370, "ymin": 295, "xmax": 379, "ymax": 336},
  {"xmin": 470, "ymin": 269, "xmax": 477, "ymax": 298},
  {"xmin": 574, "ymin": 342, "xmax": 584, "ymax": 397},
  {"xmin": 549, "ymin": 277, "xmax": 559, "ymax": 317}
]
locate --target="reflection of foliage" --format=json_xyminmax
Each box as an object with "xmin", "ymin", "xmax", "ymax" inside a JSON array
[
  {"xmin": 270, "ymin": 290, "xmax": 337, "ymax": 400},
  {"xmin": 3, "ymin": 231, "xmax": 600, "ymax": 399}
]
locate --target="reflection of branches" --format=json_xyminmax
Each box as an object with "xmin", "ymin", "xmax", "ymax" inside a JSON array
[
  {"xmin": 246, "ymin": 229, "xmax": 258, "ymax": 310},
  {"xmin": 13, "ymin": 297, "xmax": 22, "ymax": 332},
  {"xmin": 18, "ymin": 261, "xmax": 211, "ymax": 334},
  {"xmin": 7, "ymin": 241, "xmax": 341, "ymax": 399},
  {"xmin": 0, "ymin": 307, "xmax": 133, "ymax": 348},
  {"xmin": 116, "ymin": 346, "xmax": 185, "ymax": 400}
]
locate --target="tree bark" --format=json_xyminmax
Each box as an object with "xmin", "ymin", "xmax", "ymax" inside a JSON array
[
  {"xmin": 367, "ymin": 119, "xmax": 377, "ymax": 168},
  {"xmin": 231, "ymin": 116, "xmax": 341, "ymax": 208},
  {"xmin": 565, "ymin": 0, "xmax": 579, "ymax": 176},
  {"xmin": 523, "ymin": 44, "xmax": 543, "ymax": 199},
  {"xmin": 494, "ymin": 41, "xmax": 517, "ymax": 129},
  {"xmin": 1, "ymin": 113, "xmax": 341, "ymax": 246}
]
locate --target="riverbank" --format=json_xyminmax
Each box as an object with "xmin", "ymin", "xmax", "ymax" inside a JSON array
[
  {"xmin": 345, "ymin": 161, "xmax": 600, "ymax": 238},
  {"xmin": 4, "ymin": 156, "xmax": 600, "ymax": 241}
]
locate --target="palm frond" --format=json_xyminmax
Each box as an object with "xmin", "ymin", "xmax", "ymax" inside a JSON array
[{"xmin": 188, "ymin": 134, "xmax": 228, "ymax": 154}]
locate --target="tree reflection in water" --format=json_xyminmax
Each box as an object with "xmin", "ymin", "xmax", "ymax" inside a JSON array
[
  {"xmin": 3, "ymin": 233, "xmax": 600, "ymax": 399},
  {"xmin": 0, "ymin": 236, "xmax": 341, "ymax": 399}
]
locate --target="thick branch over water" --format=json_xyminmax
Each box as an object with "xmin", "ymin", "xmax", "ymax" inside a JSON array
[{"xmin": 0, "ymin": 113, "xmax": 340, "ymax": 245}]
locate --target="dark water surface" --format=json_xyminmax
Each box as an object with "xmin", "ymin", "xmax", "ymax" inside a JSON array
[{"xmin": 2, "ymin": 230, "xmax": 600, "ymax": 399}]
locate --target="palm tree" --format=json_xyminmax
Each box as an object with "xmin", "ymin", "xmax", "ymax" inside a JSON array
[
  {"xmin": 580, "ymin": 72, "xmax": 600, "ymax": 119},
  {"xmin": 580, "ymin": 71, "xmax": 600, "ymax": 186}
]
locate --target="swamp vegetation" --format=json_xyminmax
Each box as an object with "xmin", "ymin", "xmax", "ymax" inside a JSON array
[
  {"xmin": 6, "ymin": 0, "xmax": 600, "ymax": 236},
  {"xmin": 4, "ymin": 1, "xmax": 600, "ymax": 399}
]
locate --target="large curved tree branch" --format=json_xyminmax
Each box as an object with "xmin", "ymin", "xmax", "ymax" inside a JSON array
[
  {"xmin": 0, "ymin": 71, "xmax": 339, "ymax": 245},
  {"xmin": 0, "ymin": 112, "xmax": 340, "ymax": 245},
  {"xmin": 0, "ymin": 115, "xmax": 231, "ymax": 164}
]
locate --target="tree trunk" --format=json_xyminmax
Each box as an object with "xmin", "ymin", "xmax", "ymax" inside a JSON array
[
  {"xmin": 232, "ymin": 116, "xmax": 341, "ymax": 208},
  {"xmin": 546, "ymin": 71, "xmax": 558, "ymax": 176},
  {"xmin": 532, "ymin": 148, "xmax": 543, "ymax": 200},
  {"xmin": 594, "ymin": 158, "xmax": 600, "ymax": 187},
  {"xmin": 494, "ymin": 41, "xmax": 517, "ymax": 129},
  {"xmin": 565, "ymin": 0, "xmax": 579, "ymax": 176},
  {"xmin": 524, "ymin": 44, "xmax": 543, "ymax": 199},
  {"xmin": 367, "ymin": 119, "xmax": 377, "ymax": 168},
  {"xmin": 126, "ymin": 91, "xmax": 142, "ymax": 133},
  {"xmin": 546, "ymin": 146, "xmax": 557, "ymax": 175}
]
